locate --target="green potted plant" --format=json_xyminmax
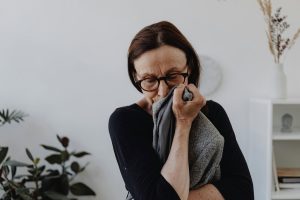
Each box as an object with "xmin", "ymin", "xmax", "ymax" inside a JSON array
[{"xmin": 1, "ymin": 109, "xmax": 96, "ymax": 200}]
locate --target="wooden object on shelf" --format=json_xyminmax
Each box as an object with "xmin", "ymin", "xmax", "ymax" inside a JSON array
[{"xmin": 277, "ymin": 168, "xmax": 300, "ymax": 177}]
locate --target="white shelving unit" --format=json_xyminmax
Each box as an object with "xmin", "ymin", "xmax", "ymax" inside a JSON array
[{"xmin": 249, "ymin": 98, "xmax": 300, "ymax": 200}]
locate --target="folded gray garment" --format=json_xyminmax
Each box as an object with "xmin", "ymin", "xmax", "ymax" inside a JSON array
[
  {"xmin": 152, "ymin": 86, "xmax": 224, "ymax": 189},
  {"xmin": 125, "ymin": 87, "xmax": 224, "ymax": 199}
]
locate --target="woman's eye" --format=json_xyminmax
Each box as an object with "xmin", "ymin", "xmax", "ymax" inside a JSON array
[
  {"xmin": 144, "ymin": 78, "xmax": 156, "ymax": 84},
  {"xmin": 166, "ymin": 74, "xmax": 179, "ymax": 80}
]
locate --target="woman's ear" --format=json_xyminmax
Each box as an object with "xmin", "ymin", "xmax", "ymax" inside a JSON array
[{"xmin": 133, "ymin": 71, "xmax": 138, "ymax": 82}]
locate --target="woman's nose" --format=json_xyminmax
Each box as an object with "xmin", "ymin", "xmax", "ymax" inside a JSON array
[{"xmin": 157, "ymin": 80, "xmax": 170, "ymax": 98}]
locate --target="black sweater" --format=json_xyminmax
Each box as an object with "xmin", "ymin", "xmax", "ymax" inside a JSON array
[{"xmin": 109, "ymin": 100, "xmax": 254, "ymax": 200}]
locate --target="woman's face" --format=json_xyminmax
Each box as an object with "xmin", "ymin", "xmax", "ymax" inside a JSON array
[{"xmin": 134, "ymin": 45, "xmax": 189, "ymax": 103}]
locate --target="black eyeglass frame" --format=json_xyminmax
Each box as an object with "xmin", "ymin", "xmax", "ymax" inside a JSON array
[{"xmin": 135, "ymin": 72, "xmax": 189, "ymax": 92}]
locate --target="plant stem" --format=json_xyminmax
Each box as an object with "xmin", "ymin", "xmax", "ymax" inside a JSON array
[{"xmin": 33, "ymin": 163, "xmax": 40, "ymax": 200}]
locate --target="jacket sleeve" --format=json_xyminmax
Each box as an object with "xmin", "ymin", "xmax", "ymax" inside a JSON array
[
  {"xmin": 108, "ymin": 108, "xmax": 181, "ymax": 200},
  {"xmin": 208, "ymin": 101, "xmax": 254, "ymax": 200}
]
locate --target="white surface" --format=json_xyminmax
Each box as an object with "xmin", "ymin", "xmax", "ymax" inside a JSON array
[
  {"xmin": 0, "ymin": 0, "xmax": 300, "ymax": 199},
  {"xmin": 199, "ymin": 55, "xmax": 222, "ymax": 96},
  {"xmin": 249, "ymin": 99, "xmax": 273, "ymax": 200}
]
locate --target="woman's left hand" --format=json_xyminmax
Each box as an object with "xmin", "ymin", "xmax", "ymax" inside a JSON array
[{"xmin": 172, "ymin": 84, "xmax": 206, "ymax": 126}]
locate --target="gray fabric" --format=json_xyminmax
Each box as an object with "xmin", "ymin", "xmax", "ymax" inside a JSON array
[{"xmin": 152, "ymin": 86, "xmax": 224, "ymax": 189}]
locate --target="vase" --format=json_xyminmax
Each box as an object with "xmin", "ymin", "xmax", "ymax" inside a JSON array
[{"xmin": 270, "ymin": 63, "xmax": 287, "ymax": 99}]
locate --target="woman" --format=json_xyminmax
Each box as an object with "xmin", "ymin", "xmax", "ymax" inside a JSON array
[{"xmin": 109, "ymin": 21, "xmax": 254, "ymax": 200}]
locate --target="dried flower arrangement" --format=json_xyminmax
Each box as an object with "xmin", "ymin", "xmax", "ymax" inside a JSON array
[{"xmin": 257, "ymin": 0, "xmax": 300, "ymax": 63}]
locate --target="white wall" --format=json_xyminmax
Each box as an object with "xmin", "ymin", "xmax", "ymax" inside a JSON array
[{"xmin": 1, "ymin": 0, "xmax": 300, "ymax": 199}]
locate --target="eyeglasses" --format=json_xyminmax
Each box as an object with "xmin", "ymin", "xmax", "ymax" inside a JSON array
[{"xmin": 135, "ymin": 71, "xmax": 189, "ymax": 92}]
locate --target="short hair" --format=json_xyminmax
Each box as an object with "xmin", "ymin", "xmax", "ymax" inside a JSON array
[{"xmin": 127, "ymin": 21, "xmax": 201, "ymax": 93}]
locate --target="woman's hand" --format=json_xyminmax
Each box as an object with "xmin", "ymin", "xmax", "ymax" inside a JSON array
[{"xmin": 172, "ymin": 84, "xmax": 206, "ymax": 126}]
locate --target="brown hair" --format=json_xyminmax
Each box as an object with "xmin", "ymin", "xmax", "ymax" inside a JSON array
[{"xmin": 127, "ymin": 21, "xmax": 201, "ymax": 93}]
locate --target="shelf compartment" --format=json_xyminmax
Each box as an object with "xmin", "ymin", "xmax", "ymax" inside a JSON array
[{"xmin": 272, "ymin": 188, "xmax": 300, "ymax": 199}]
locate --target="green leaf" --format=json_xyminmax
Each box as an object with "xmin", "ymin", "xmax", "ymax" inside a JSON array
[
  {"xmin": 15, "ymin": 188, "xmax": 34, "ymax": 200},
  {"xmin": 11, "ymin": 165, "xmax": 17, "ymax": 179},
  {"xmin": 45, "ymin": 154, "xmax": 62, "ymax": 164},
  {"xmin": 4, "ymin": 160, "xmax": 30, "ymax": 167},
  {"xmin": 44, "ymin": 191, "xmax": 70, "ymax": 200},
  {"xmin": 42, "ymin": 174, "xmax": 69, "ymax": 195},
  {"xmin": 25, "ymin": 148, "xmax": 34, "ymax": 162},
  {"xmin": 70, "ymin": 162, "xmax": 80, "ymax": 174},
  {"xmin": 73, "ymin": 151, "xmax": 90, "ymax": 158},
  {"xmin": 19, "ymin": 193, "xmax": 34, "ymax": 200},
  {"xmin": 79, "ymin": 162, "xmax": 90, "ymax": 173},
  {"xmin": 0, "ymin": 109, "xmax": 27, "ymax": 125},
  {"xmin": 38, "ymin": 165, "xmax": 46, "ymax": 173},
  {"xmin": 3, "ymin": 165, "xmax": 9, "ymax": 176},
  {"xmin": 57, "ymin": 135, "xmax": 62, "ymax": 143},
  {"xmin": 70, "ymin": 182, "xmax": 96, "ymax": 196},
  {"xmin": 41, "ymin": 145, "xmax": 62, "ymax": 153},
  {"xmin": 61, "ymin": 151, "xmax": 70, "ymax": 162},
  {"xmin": 0, "ymin": 147, "xmax": 8, "ymax": 164},
  {"xmin": 13, "ymin": 174, "xmax": 28, "ymax": 179},
  {"xmin": 28, "ymin": 168, "xmax": 35, "ymax": 175}
]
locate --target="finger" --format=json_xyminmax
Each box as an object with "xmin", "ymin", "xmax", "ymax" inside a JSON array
[
  {"xmin": 173, "ymin": 84, "xmax": 185, "ymax": 105},
  {"xmin": 186, "ymin": 84, "xmax": 201, "ymax": 98},
  {"xmin": 186, "ymin": 84, "xmax": 206, "ymax": 106}
]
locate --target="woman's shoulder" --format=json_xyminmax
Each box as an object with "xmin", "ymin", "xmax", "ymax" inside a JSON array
[
  {"xmin": 202, "ymin": 100, "xmax": 232, "ymax": 131},
  {"xmin": 202, "ymin": 100, "xmax": 226, "ymax": 117},
  {"xmin": 109, "ymin": 103, "xmax": 152, "ymax": 131},
  {"xmin": 109, "ymin": 103, "xmax": 149, "ymax": 121},
  {"xmin": 108, "ymin": 103, "xmax": 153, "ymax": 141}
]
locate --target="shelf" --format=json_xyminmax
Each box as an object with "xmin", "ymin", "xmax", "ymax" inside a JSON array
[
  {"xmin": 272, "ymin": 188, "xmax": 300, "ymax": 199},
  {"xmin": 251, "ymin": 98, "xmax": 300, "ymax": 105},
  {"xmin": 273, "ymin": 132, "xmax": 300, "ymax": 140}
]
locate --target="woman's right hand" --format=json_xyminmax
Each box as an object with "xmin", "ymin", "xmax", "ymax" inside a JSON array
[{"xmin": 172, "ymin": 83, "xmax": 206, "ymax": 127}]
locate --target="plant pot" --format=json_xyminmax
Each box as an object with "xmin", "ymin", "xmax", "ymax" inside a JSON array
[{"xmin": 271, "ymin": 63, "xmax": 287, "ymax": 99}]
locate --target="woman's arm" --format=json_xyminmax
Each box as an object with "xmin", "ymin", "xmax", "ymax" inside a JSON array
[
  {"xmin": 161, "ymin": 84, "xmax": 206, "ymax": 200},
  {"xmin": 161, "ymin": 123, "xmax": 191, "ymax": 200},
  {"xmin": 188, "ymin": 184, "xmax": 224, "ymax": 200},
  {"xmin": 109, "ymin": 108, "xmax": 181, "ymax": 200}
]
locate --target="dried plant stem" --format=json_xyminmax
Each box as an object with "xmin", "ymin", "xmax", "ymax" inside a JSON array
[
  {"xmin": 257, "ymin": 0, "xmax": 300, "ymax": 63},
  {"xmin": 288, "ymin": 28, "xmax": 300, "ymax": 50}
]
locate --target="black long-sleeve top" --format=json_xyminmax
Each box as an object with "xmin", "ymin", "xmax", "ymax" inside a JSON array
[{"xmin": 108, "ymin": 100, "xmax": 254, "ymax": 200}]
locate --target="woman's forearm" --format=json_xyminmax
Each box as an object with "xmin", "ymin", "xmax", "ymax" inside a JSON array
[
  {"xmin": 161, "ymin": 123, "xmax": 191, "ymax": 200},
  {"xmin": 188, "ymin": 184, "xmax": 224, "ymax": 200}
]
